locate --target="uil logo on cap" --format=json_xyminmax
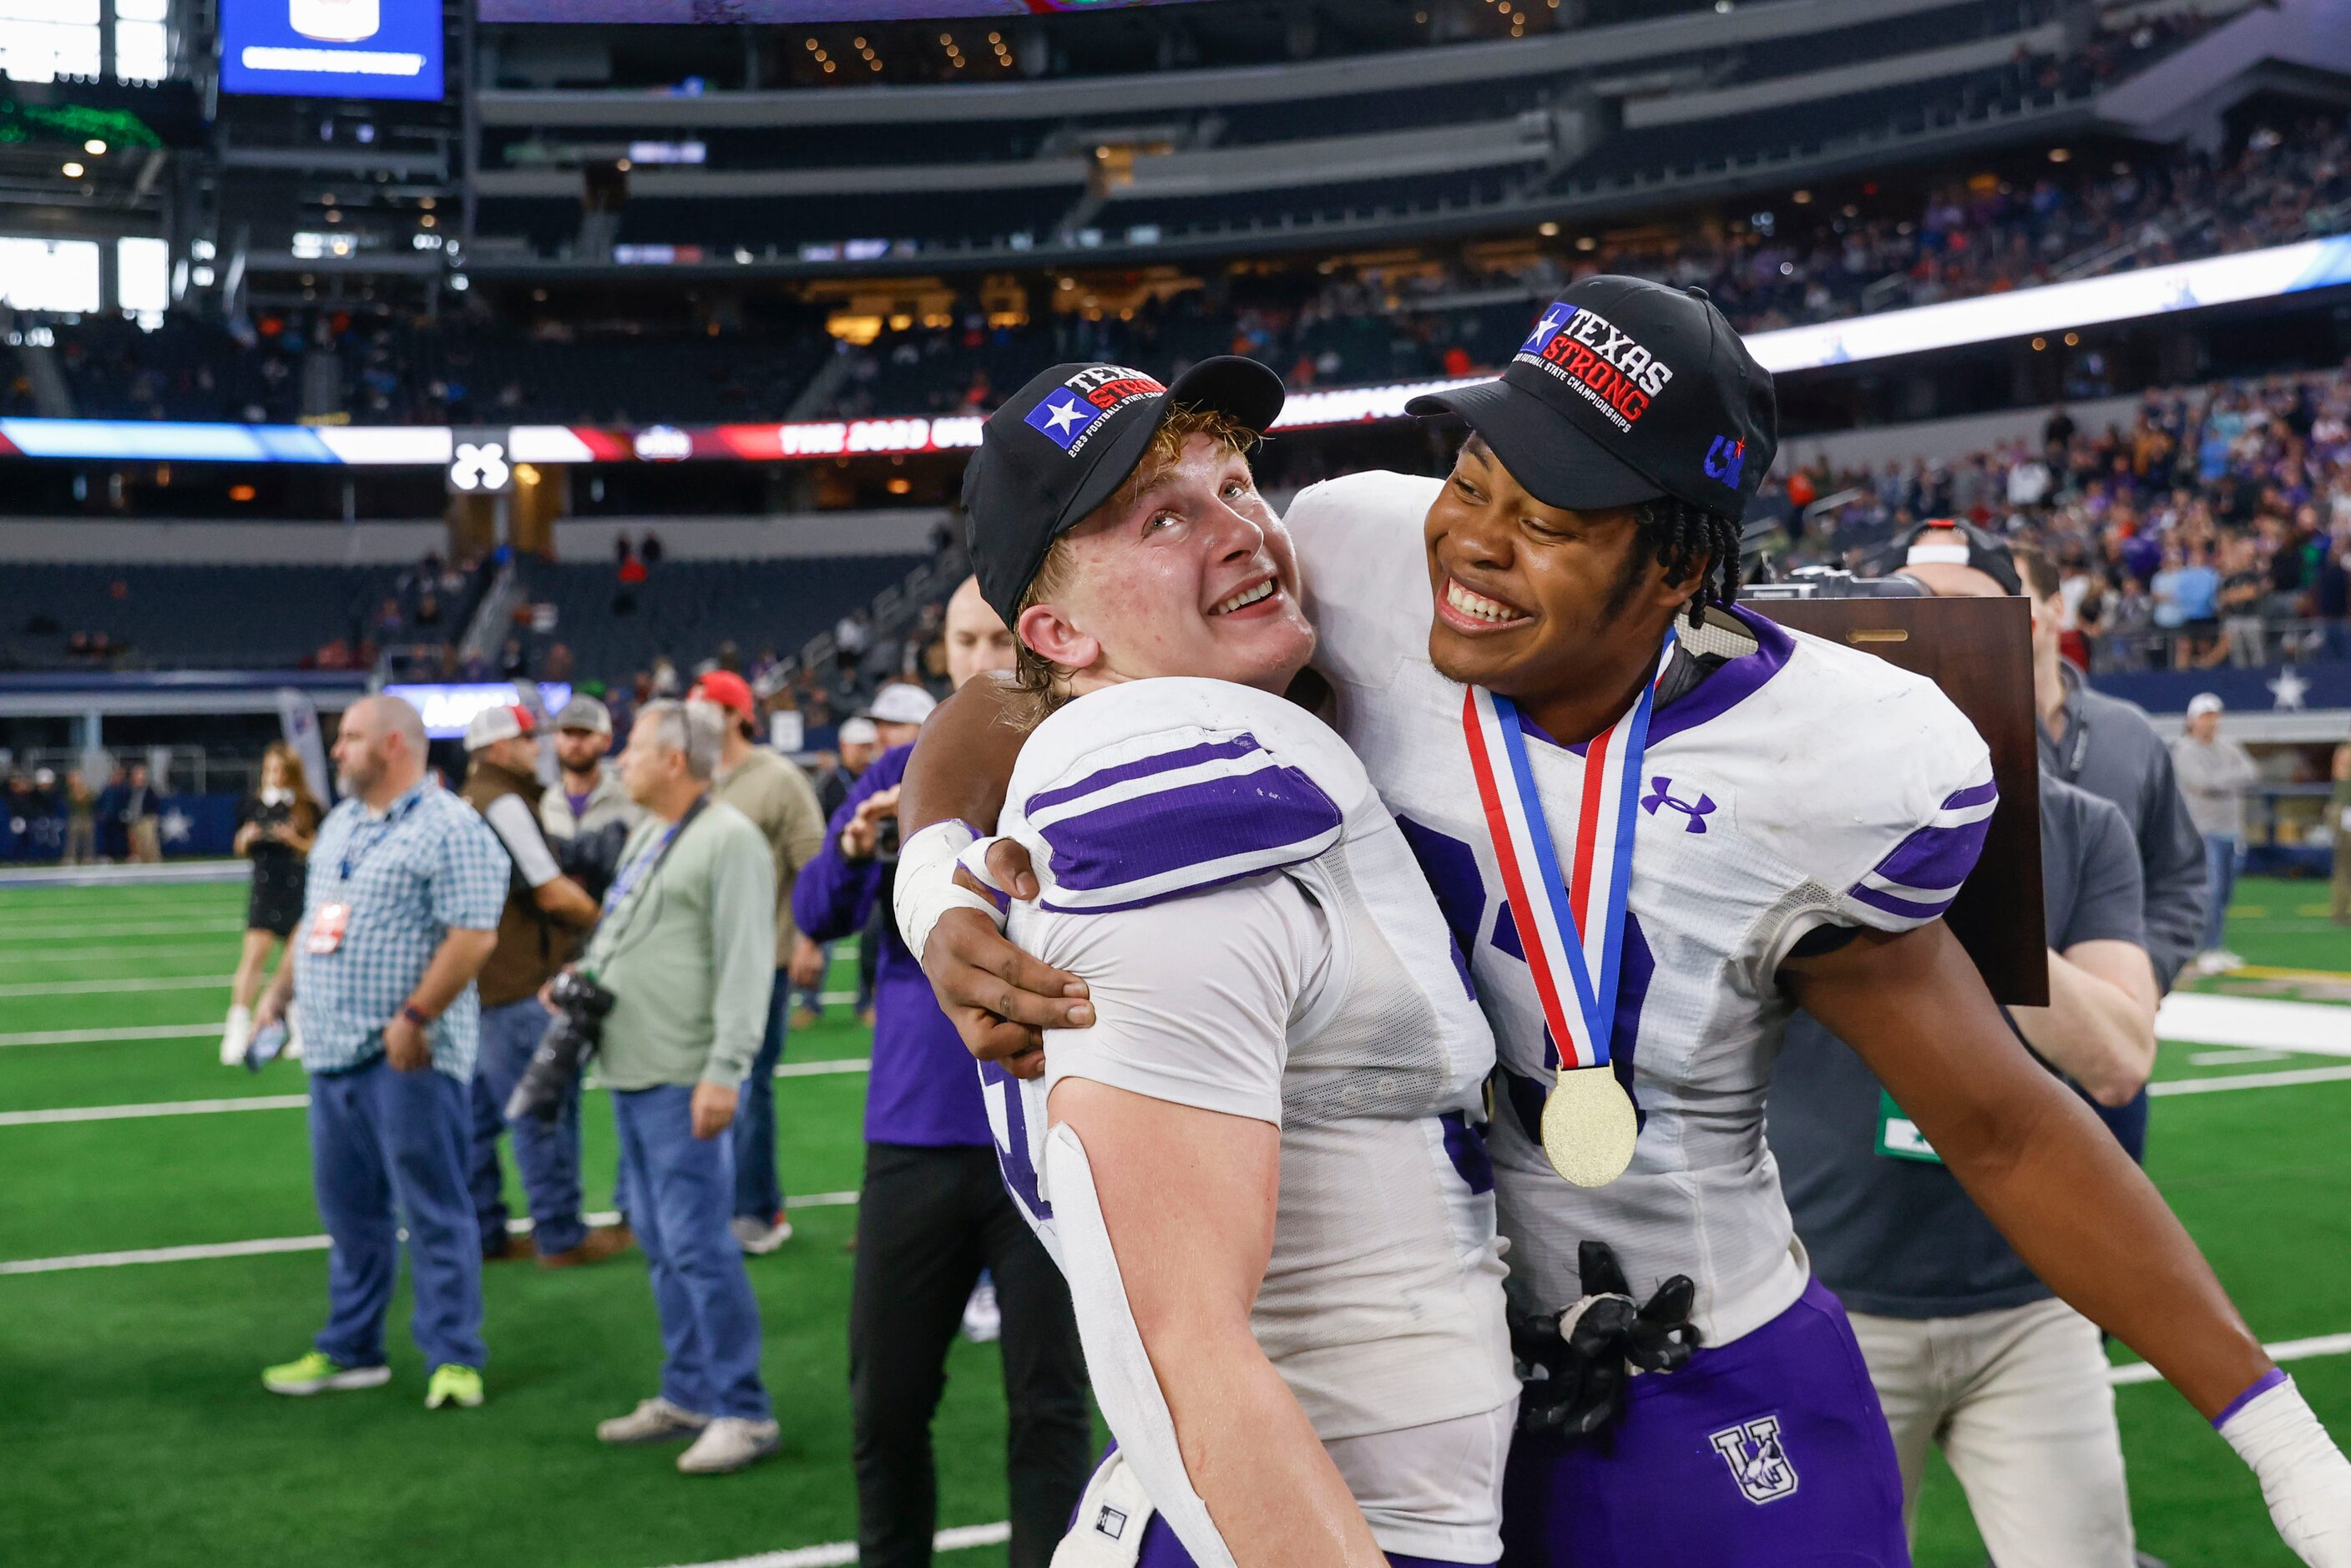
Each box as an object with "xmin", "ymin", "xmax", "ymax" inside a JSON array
[
  {"xmin": 1703, "ymin": 436, "xmax": 1746, "ymax": 489},
  {"xmin": 1024, "ymin": 365, "xmax": 1165, "ymax": 457}
]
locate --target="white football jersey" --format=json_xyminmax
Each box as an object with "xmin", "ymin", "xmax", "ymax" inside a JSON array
[
  {"xmin": 980, "ymin": 677, "xmax": 1518, "ymax": 1559},
  {"xmin": 1287, "ymin": 471, "xmax": 1998, "ymax": 1345}
]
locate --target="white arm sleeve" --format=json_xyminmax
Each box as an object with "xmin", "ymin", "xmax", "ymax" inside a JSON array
[
  {"xmin": 483, "ymin": 793, "xmax": 564, "ymax": 889},
  {"xmin": 1028, "ymin": 875, "xmax": 1327, "ymax": 1125}
]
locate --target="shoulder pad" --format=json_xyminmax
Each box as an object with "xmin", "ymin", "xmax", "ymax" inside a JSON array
[{"xmin": 1008, "ymin": 678, "xmax": 1364, "ymax": 914}]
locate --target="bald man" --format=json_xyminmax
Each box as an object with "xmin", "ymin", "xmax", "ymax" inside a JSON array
[{"xmin": 255, "ymin": 695, "xmax": 513, "ymax": 1411}]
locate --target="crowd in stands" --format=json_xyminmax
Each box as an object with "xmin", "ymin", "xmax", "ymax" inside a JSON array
[
  {"xmin": 1782, "ymin": 366, "xmax": 2351, "ymax": 670},
  {"xmin": 16, "ymin": 114, "xmax": 2344, "ymax": 432}
]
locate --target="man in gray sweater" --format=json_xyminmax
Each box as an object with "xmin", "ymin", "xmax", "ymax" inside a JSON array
[
  {"xmin": 2172, "ymin": 693, "xmax": 2261, "ymax": 973},
  {"xmin": 575, "ymin": 698, "xmax": 780, "ymax": 1474}
]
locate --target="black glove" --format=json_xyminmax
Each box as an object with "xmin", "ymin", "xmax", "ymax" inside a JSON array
[{"xmin": 1510, "ymin": 1241, "xmax": 1702, "ymax": 1441}]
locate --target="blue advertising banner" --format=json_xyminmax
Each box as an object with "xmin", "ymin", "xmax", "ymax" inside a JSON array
[
  {"xmin": 2089, "ymin": 661, "xmax": 2351, "ymax": 719},
  {"xmin": 220, "ymin": 0, "xmax": 444, "ymax": 102},
  {"xmin": 2, "ymin": 793, "xmax": 242, "ymax": 863}
]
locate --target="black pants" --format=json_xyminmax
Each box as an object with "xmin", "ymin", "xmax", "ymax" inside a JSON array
[{"xmin": 851, "ymin": 1142, "xmax": 1090, "ymax": 1568}]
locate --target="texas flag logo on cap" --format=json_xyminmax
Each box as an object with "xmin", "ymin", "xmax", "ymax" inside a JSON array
[
  {"xmin": 1026, "ymin": 390, "xmax": 1103, "ymax": 453},
  {"xmin": 1522, "ymin": 304, "xmax": 1577, "ymax": 355},
  {"xmin": 1023, "ymin": 365, "xmax": 1167, "ymax": 457}
]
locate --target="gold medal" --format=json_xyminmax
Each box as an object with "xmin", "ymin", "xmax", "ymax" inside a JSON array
[{"xmin": 1540, "ymin": 1065, "xmax": 1638, "ymax": 1188}]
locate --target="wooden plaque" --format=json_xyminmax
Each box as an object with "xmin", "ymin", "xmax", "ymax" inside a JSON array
[{"xmin": 1751, "ymin": 596, "xmax": 2048, "ymax": 1006}]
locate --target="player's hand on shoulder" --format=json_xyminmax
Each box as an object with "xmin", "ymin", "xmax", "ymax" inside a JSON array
[{"xmin": 919, "ymin": 848, "xmax": 1092, "ymax": 1081}]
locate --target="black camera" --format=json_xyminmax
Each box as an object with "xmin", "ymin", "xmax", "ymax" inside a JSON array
[
  {"xmin": 876, "ymin": 813, "xmax": 902, "ymax": 862},
  {"xmin": 1740, "ymin": 564, "xmax": 1932, "ymax": 602},
  {"xmin": 506, "ymin": 967, "xmax": 617, "ymax": 1124}
]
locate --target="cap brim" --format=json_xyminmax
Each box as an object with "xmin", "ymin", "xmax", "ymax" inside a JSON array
[
  {"xmin": 1053, "ymin": 356, "xmax": 1288, "ymax": 534},
  {"xmin": 1407, "ymin": 380, "xmax": 1664, "ymax": 513}
]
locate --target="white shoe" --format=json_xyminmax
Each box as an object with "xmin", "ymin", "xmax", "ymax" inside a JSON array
[
  {"xmin": 730, "ymin": 1213, "xmax": 792, "ymax": 1255},
  {"xmin": 676, "ymin": 1416, "xmax": 780, "ymax": 1474},
  {"xmin": 597, "ymin": 1397, "xmax": 710, "ymax": 1446},
  {"xmin": 961, "ymin": 1279, "xmax": 1001, "ymax": 1344},
  {"xmin": 220, "ymin": 1005, "xmax": 252, "ymax": 1067},
  {"xmin": 2212, "ymin": 949, "xmax": 2247, "ymax": 972}
]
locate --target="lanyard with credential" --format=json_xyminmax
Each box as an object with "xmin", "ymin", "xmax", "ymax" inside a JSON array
[
  {"xmin": 1460, "ymin": 627, "xmax": 1676, "ymax": 1189},
  {"xmin": 593, "ymin": 794, "xmax": 709, "ymax": 965},
  {"xmin": 339, "ymin": 792, "xmax": 421, "ymax": 883}
]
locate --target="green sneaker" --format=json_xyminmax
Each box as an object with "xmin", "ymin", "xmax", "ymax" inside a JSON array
[
  {"xmin": 263, "ymin": 1351, "xmax": 391, "ymax": 1396},
  {"xmin": 425, "ymin": 1364, "xmax": 484, "ymax": 1410}
]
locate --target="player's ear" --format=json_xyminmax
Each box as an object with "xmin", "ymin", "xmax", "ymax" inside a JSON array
[{"xmin": 1017, "ymin": 601, "xmax": 1099, "ymax": 675}]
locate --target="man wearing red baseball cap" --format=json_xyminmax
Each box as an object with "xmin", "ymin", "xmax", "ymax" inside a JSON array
[{"xmin": 687, "ymin": 670, "xmax": 828, "ymax": 1254}]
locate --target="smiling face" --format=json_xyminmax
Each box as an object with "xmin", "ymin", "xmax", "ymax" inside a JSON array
[
  {"xmin": 1015, "ymin": 431, "xmax": 1314, "ymax": 697},
  {"xmin": 1422, "ymin": 436, "xmax": 1689, "ymax": 710}
]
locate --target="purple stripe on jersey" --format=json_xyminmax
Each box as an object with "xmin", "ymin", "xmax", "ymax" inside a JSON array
[
  {"xmin": 1397, "ymin": 815, "xmax": 1484, "ymax": 1000},
  {"xmin": 2212, "ymin": 1367, "xmax": 2288, "ymax": 1430},
  {"xmin": 1646, "ymin": 604, "xmax": 1797, "ymax": 747},
  {"xmin": 1942, "ymin": 778, "xmax": 2000, "ymax": 812},
  {"xmin": 1869, "ymin": 809, "xmax": 1994, "ymax": 895},
  {"xmin": 1024, "ymin": 734, "xmax": 1264, "ymax": 817},
  {"xmin": 980, "ymin": 1060, "xmax": 1052, "ymax": 1222},
  {"xmin": 1038, "ymin": 766, "xmax": 1341, "ymax": 896},
  {"xmin": 1848, "ymin": 881, "xmax": 1958, "ymax": 922},
  {"xmin": 1438, "ymin": 1110, "xmax": 1495, "ymax": 1195}
]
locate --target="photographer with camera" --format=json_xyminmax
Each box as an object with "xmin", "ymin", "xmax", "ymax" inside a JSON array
[
  {"xmin": 457, "ymin": 704, "xmax": 625, "ymax": 1270},
  {"xmin": 791, "ymin": 592, "xmax": 1089, "ymax": 1568},
  {"xmin": 561, "ymin": 699, "xmax": 781, "ymax": 1474}
]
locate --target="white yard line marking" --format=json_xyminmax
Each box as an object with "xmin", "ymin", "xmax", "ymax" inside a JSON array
[
  {"xmin": 0, "ymin": 918, "xmax": 246, "ymax": 939},
  {"xmin": 2186, "ymin": 1048, "xmax": 2293, "ymax": 1067},
  {"xmin": 0, "ymin": 942, "xmax": 238, "ymax": 967},
  {"xmin": 0, "ymin": 974, "xmax": 233, "ymax": 999},
  {"xmin": 2150, "ymin": 1065, "xmax": 2351, "ymax": 1097},
  {"xmin": 2111, "ymin": 1332, "xmax": 2351, "ymax": 1387},
  {"xmin": 0, "ymin": 1023, "xmax": 219, "ymax": 1048},
  {"xmin": 0, "ymin": 1192, "xmax": 863, "ymax": 1276},
  {"xmin": 2157, "ymin": 994, "xmax": 2351, "ymax": 1059},
  {"xmin": 0, "ymin": 1095, "xmax": 309, "ymax": 1126},
  {"xmin": 0, "ymin": 1061, "xmax": 870, "ymax": 1125},
  {"xmin": 661, "ymin": 1522, "xmax": 1010, "ymax": 1568}
]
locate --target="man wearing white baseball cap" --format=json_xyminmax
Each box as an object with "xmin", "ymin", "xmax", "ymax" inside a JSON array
[
  {"xmin": 458, "ymin": 705, "xmax": 619, "ymax": 1269},
  {"xmin": 2172, "ymin": 693, "xmax": 2259, "ymax": 974}
]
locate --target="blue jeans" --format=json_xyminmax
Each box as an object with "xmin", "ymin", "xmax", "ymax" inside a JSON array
[
  {"xmin": 2202, "ymin": 834, "xmax": 2240, "ymax": 953},
  {"xmin": 468, "ymin": 995, "xmax": 587, "ymax": 1257},
  {"xmin": 613, "ymin": 1083, "xmax": 770, "ymax": 1421},
  {"xmin": 732, "ymin": 967, "xmax": 790, "ymax": 1223},
  {"xmin": 310, "ymin": 1055, "xmax": 485, "ymax": 1373}
]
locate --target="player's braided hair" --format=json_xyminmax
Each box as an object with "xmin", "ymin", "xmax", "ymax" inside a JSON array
[{"xmin": 1626, "ymin": 493, "xmax": 1744, "ymax": 627}]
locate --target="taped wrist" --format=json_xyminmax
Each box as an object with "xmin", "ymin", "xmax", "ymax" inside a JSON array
[
  {"xmin": 2221, "ymin": 1372, "xmax": 2341, "ymax": 1484},
  {"xmin": 894, "ymin": 819, "xmax": 1007, "ymax": 963}
]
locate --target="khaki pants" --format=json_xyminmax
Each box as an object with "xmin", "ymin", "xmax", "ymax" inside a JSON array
[
  {"xmin": 1850, "ymin": 1297, "xmax": 2134, "ymax": 1568},
  {"xmin": 129, "ymin": 819, "xmax": 162, "ymax": 862}
]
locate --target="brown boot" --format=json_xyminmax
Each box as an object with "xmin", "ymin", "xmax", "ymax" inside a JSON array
[
  {"xmin": 539, "ymin": 1224, "xmax": 635, "ymax": 1269},
  {"xmin": 483, "ymin": 1233, "xmax": 537, "ymax": 1263}
]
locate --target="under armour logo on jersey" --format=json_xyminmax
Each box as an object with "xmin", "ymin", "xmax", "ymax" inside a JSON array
[
  {"xmin": 1641, "ymin": 776, "xmax": 1716, "ymax": 834},
  {"xmin": 1709, "ymin": 1415, "xmax": 1800, "ymax": 1504}
]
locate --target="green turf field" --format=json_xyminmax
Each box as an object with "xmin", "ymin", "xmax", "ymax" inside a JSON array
[{"xmin": 0, "ymin": 874, "xmax": 2343, "ymax": 1567}]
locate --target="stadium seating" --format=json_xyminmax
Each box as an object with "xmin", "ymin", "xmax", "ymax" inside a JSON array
[{"xmin": 0, "ymin": 563, "xmax": 445, "ymax": 671}]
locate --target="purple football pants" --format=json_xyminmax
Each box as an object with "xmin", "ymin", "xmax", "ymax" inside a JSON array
[
  {"xmin": 1500, "ymin": 1277, "xmax": 1909, "ymax": 1567},
  {"xmin": 1131, "ymin": 1511, "xmax": 1482, "ymax": 1568}
]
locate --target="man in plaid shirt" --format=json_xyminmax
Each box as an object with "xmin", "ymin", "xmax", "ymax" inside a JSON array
[{"xmin": 253, "ymin": 695, "xmax": 509, "ymax": 1411}]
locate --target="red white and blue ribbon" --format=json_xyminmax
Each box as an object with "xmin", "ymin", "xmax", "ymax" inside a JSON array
[{"xmin": 1460, "ymin": 630, "xmax": 1677, "ymax": 1074}]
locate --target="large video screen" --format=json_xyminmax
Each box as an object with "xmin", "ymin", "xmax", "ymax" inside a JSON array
[
  {"xmin": 478, "ymin": 1, "xmax": 1209, "ymax": 20},
  {"xmin": 220, "ymin": 0, "xmax": 444, "ymax": 100}
]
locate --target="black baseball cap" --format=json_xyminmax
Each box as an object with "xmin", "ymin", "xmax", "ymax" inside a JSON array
[
  {"xmin": 962, "ymin": 356, "xmax": 1287, "ymax": 625},
  {"xmin": 1881, "ymin": 517, "xmax": 2024, "ymax": 596},
  {"xmin": 1408, "ymin": 275, "xmax": 1777, "ymax": 521}
]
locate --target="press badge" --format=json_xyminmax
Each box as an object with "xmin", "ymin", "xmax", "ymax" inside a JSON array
[
  {"xmin": 1874, "ymin": 1090, "xmax": 1943, "ymax": 1164},
  {"xmin": 307, "ymin": 902, "xmax": 351, "ymax": 955}
]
